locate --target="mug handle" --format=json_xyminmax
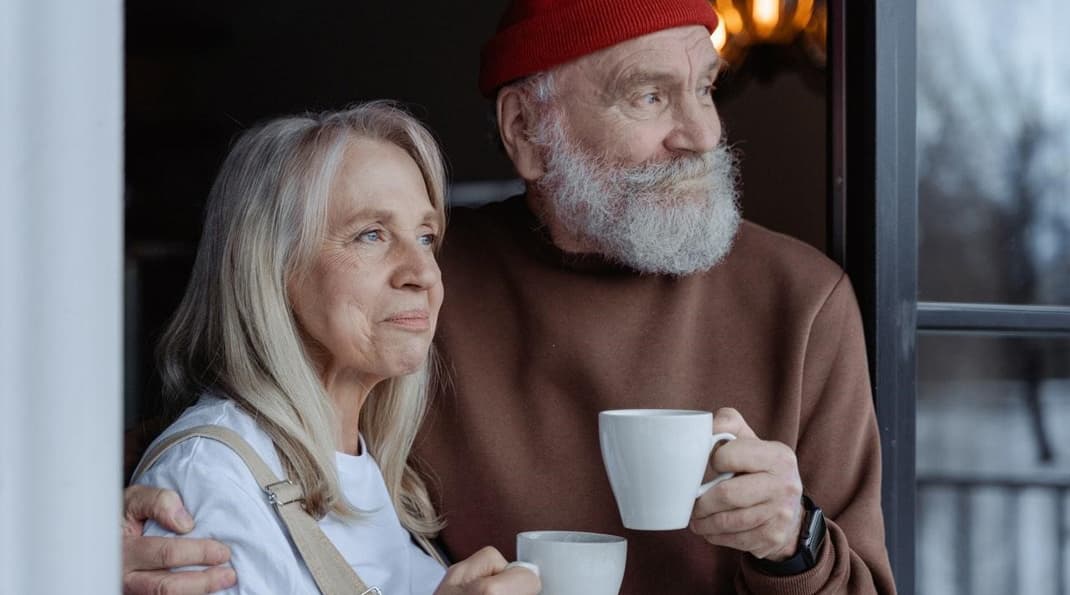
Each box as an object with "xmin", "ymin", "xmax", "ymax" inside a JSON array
[
  {"xmin": 696, "ymin": 432, "xmax": 737, "ymax": 498},
  {"xmin": 504, "ymin": 561, "xmax": 540, "ymax": 577}
]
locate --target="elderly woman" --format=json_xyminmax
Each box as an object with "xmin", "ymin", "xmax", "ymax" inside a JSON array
[{"xmin": 133, "ymin": 103, "xmax": 539, "ymax": 595}]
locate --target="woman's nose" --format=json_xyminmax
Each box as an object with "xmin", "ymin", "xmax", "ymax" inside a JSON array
[{"xmin": 391, "ymin": 241, "xmax": 441, "ymax": 290}]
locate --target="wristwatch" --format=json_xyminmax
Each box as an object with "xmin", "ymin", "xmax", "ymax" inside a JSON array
[{"xmin": 751, "ymin": 495, "xmax": 826, "ymax": 576}]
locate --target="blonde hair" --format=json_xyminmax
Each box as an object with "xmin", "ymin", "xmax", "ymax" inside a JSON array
[{"xmin": 158, "ymin": 101, "xmax": 446, "ymax": 536}]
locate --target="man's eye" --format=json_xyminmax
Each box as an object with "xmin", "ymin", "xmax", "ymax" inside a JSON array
[
  {"xmin": 418, "ymin": 233, "xmax": 437, "ymax": 247},
  {"xmin": 642, "ymin": 93, "xmax": 661, "ymax": 105}
]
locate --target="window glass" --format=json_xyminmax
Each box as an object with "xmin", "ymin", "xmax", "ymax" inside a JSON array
[
  {"xmin": 916, "ymin": 335, "xmax": 1070, "ymax": 595},
  {"xmin": 917, "ymin": 0, "xmax": 1070, "ymax": 305}
]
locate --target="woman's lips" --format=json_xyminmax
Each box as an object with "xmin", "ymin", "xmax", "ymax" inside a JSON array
[{"xmin": 384, "ymin": 310, "xmax": 431, "ymax": 331}]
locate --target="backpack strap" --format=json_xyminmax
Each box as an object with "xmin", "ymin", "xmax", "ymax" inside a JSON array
[{"xmin": 133, "ymin": 424, "xmax": 378, "ymax": 595}]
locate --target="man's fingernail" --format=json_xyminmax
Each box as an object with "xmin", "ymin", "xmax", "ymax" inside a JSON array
[
  {"xmin": 218, "ymin": 568, "xmax": 237, "ymax": 587},
  {"xmin": 210, "ymin": 542, "xmax": 231, "ymax": 563},
  {"xmin": 174, "ymin": 509, "xmax": 194, "ymax": 531}
]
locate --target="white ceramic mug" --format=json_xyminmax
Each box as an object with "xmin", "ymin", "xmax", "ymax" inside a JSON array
[
  {"xmin": 514, "ymin": 531, "xmax": 627, "ymax": 595},
  {"xmin": 599, "ymin": 409, "xmax": 736, "ymax": 530}
]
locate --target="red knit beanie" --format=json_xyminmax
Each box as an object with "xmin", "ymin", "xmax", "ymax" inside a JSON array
[{"xmin": 479, "ymin": 0, "xmax": 720, "ymax": 98}]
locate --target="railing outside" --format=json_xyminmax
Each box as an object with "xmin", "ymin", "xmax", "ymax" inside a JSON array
[{"xmin": 917, "ymin": 471, "xmax": 1070, "ymax": 595}]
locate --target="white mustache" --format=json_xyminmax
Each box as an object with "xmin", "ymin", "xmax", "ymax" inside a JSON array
[
  {"xmin": 614, "ymin": 153, "xmax": 717, "ymax": 191},
  {"xmin": 531, "ymin": 108, "xmax": 741, "ymax": 276}
]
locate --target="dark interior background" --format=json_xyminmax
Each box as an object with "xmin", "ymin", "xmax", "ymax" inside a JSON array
[{"xmin": 124, "ymin": 0, "xmax": 828, "ymax": 425}]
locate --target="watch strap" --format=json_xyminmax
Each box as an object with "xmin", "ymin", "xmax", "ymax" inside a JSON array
[{"xmin": 751, "ymin": 495, "xmax": 826, "ymax": 577}]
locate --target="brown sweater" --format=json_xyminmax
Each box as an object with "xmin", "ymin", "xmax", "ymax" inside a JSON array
[{"xmin": 417, "ymin": 197, "xmax": 896, "ymax": 594}]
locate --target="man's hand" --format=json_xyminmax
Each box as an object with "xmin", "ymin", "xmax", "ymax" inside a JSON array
[
  {"xmin": 122, "ymin": 485, "xmax": 237, "ymax": 595},
  {"xmin": 433, "ymin": 546, "xmax": 541, "ymax": 595},
  {"xmin": 689, "ymin": 407, "xmax": 804, "ymax": 561}
]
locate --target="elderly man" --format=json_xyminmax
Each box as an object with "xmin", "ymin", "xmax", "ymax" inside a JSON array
[{"xmin": 123, "ymin": 0, "xmax": 896, "ymax": 593}]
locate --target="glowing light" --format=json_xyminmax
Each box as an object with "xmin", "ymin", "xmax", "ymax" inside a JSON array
[
  {"xmin": 725, "ymin": 10, "xmax": 744, "ymax": 34},
  {"xmin": 704, "ymin": 0, "xmax": 828, "ymax": 69},
  {"xmin": 793, "ymin": 0, "xmax": 815, "ymax": 30},
  {"xmin": 752, "ymin": 0, "xmax": 780, "ymax": 37},
  {"xmin": 711, "ymin": 13, "xmax": 728, "ymax": 52},
  {"xmin": 716, "ymin": 0, "xmax": 745, "ymax": 34}
]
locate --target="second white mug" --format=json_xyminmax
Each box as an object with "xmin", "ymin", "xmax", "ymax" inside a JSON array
[
  {"xmin": 515, "ymin": 531, "xmax": 627, "ymax": 595},
  {"xmin": 599, "ymin": 409, "xmax": 736, "ymax": 530}
]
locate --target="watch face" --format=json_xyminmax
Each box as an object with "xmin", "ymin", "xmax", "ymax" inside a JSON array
[{"xmin": 801, "ymin": 500, "xmax": 826, "ymax": 562}]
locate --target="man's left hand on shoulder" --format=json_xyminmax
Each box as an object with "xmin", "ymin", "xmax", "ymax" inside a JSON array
[{"xmin": 689, "ymin": 407, "xmax": 805, "ymax": 561}]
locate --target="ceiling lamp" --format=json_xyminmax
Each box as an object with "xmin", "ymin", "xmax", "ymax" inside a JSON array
[{"xmin": 710, "ymin": 0, "xmax": 827, "ymax": 68}]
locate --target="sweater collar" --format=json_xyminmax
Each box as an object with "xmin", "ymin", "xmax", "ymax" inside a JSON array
[{"xmin": 501, "ymin": 194, "xmax": 646, "ymax": 276}]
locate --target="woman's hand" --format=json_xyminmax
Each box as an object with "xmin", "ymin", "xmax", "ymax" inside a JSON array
[{"xmin": 433, "ymin": 546, "xmax": 541, "ymax": 595}]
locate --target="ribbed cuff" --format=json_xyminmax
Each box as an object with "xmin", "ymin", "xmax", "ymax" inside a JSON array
[{"xmin": 740, "ymin": 525, "xmax": 837, "ymax": 595}]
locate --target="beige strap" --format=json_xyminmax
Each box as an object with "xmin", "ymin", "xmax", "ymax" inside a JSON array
[{"xmin": 133, "ymin": 425, "xmax": 373, "ymax": 595}]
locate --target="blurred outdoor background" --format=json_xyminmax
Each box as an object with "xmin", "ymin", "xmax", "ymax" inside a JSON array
[{"xmin": 915, "ymin": 0, "xmax": 1070, "ymax": 593}]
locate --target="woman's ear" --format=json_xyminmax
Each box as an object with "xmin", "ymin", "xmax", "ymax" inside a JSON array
[{"xmin": 496, "ymin": 87, "xmax": 545, "ymax": 181}]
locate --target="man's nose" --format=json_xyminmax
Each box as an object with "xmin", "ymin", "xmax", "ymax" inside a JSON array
[{"xmin": 665, "ymin": 96, "xmax": 721, "ymax": 154}]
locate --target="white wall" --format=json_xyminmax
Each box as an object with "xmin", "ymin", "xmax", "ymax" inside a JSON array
[{"xmin": 0, "ymin": 0, "xmax": 123, "ymax": 592}]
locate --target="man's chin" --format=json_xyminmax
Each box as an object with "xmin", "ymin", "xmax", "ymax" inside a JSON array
[
  {"xmin": 639, "ymin": 179, "xmax": 712, "ymax": 207},
  {"xmin": 653, "ymin": 190, "xmax": 707, "ymax": 208}
]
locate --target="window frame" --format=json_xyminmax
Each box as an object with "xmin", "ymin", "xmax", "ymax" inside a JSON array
[
  {"xmin": 836, "ymin": 2, "xmax": 1070, "ymax": 594},
  {"xmin": 838, "ymin": 0, "xmax": 918, "ymax": 591}
]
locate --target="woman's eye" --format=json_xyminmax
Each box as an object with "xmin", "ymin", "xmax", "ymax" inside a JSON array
[
  {"xmin": 642, "ymin": 93, "xmax": 661, "ymax": 105},
  {"xmin": 418, "ymin": 233, "xmax": 437, "ymax": 247},
  {"xmin": 357, "ymin": 229, "xmax": 383, "ymax": 243}
]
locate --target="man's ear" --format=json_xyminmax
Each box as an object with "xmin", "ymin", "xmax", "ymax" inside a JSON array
[{"xmin": 497, "ymin": 87, "xmax": 545, "ymax": 181}]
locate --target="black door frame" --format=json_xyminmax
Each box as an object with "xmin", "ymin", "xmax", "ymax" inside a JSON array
[{"xmin": 834, "ymin": 0, "xmax": 918, "ymax": 592}]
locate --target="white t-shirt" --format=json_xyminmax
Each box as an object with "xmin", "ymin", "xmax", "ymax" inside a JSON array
[{"xmin": 136, "ymin": 395, "xmax": 446, "ymax": 594}]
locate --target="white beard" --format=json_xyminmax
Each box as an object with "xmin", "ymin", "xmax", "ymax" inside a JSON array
[{"xmin": 531, "ymin": 112, "xmax": 742, "ymax": 276}]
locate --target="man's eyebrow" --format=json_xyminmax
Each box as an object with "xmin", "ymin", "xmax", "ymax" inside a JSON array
[
  {"xmin": 607, "ymin": 61, "xmax": 723, "ymax": 98},
  {"xmin": 607, "ymin": 70, "xmax": 677, "ymax": 98},
  {"xmin": 700, "ymin": 59, "xmax": 723, "ymax": 79}
]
